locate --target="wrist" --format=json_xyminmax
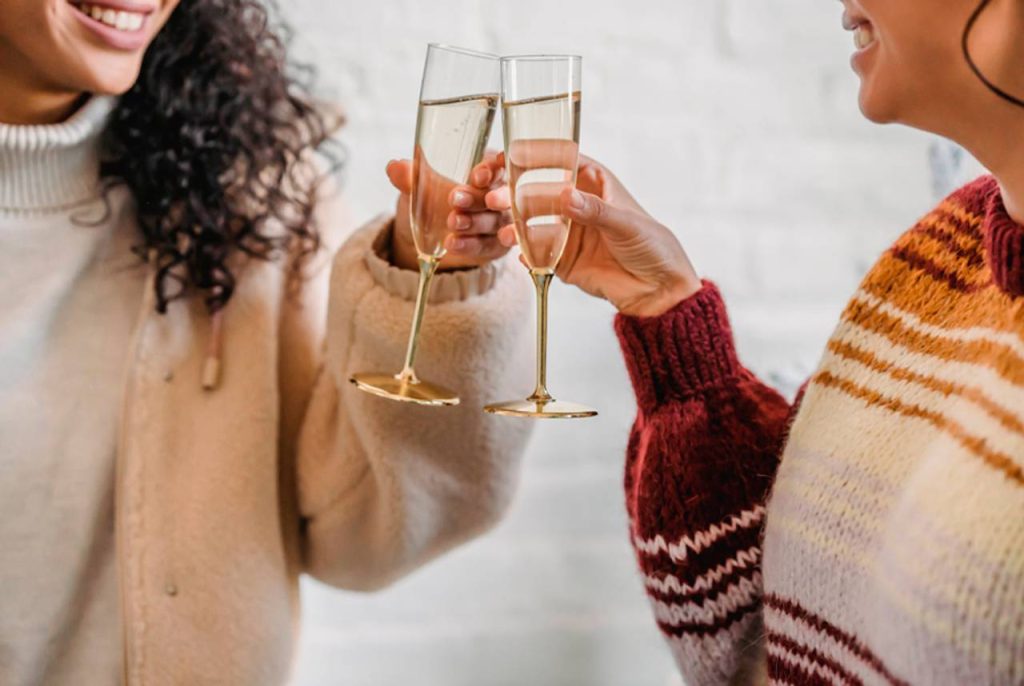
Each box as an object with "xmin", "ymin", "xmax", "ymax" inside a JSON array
[
  {"xmin": 617, "ymin": 278, "xmax": 703, "ymax": 318},
  {"xmin": 388, "ymin": 222, "xmax": 420, "ymax": 271}
]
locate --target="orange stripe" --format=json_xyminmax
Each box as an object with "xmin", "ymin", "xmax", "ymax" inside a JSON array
[
  {"xmin": 813, "ymin": 371, "xmax": 1024, "ymax": 486},
  {"xmin": 827, "ymin": 339, "xmax": 1024, "ymax": 439},
  {"xmin": 843, "ymin": 298, "xmax": 1024, "ymax": 387},
  {"xmin": 860, "ymin": 258, "xmax": 1021, "ymax": 336}
]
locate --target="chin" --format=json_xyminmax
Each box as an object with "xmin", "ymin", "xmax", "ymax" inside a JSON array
[
  {"xmin": 78, "ymin": 60, "xmax": 143, "ymax": 95},
  {"xmin": 857, "ymin": 83, "xmax": 900, "ymax": 124}
]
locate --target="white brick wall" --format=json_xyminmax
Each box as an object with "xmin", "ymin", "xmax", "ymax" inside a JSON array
[{"xmin": 282, "ymin": 1, "xmax": 939, "ymax": 684}]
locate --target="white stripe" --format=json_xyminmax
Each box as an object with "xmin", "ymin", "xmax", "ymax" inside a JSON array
[
  {"xmin": 831, "ymin": 321, "xmax": 1024, "ymax": 412},
  {"xmin": 652, "ymin": 573, "xmax": 762, "ymax": 626},
  {"xmin": 851, "ymin": 289, "xmax": 1024, "ymax": 358},
  {"xmin": 644, "ymin": 546, "xmax": 762, "ymax": 596},
  {"xmin": 633, "ymin": 505, "xmax": 766, "ymax": 564},
  {"xmin": 665, "ymin": 612, "xmax": 762, "ymax": 684},
  {"xmin": 819, "ymin": 349, "xmax": 1024, "ymax": 459}
]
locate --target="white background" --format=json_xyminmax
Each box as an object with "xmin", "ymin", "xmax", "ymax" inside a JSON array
[{"xmin": 281, "ymin": 1, "xmax": 948, "ymax": 684}]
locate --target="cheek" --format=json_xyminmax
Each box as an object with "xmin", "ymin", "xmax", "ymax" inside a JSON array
[{"xmin": 854, "ymin": 2, "xmax": 964, "ymax": 123}]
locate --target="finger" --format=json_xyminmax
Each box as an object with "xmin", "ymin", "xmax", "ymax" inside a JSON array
[
  {"xmin": 497, "ymin": 224, "xmax": 517, "ymax": 248},
  {"xmin": 386, "ymin": 159, "xmax": 413, "ymax": 195},
  {"xmin": 448, "ymin": 210, "xmax": 504, "ymax": 235},
  {"xmin": 485, "ymin": 185, "xmax": 511, "ymax": 212},
  {"xmin": 469, "ymin": 151, "xmax": 505, "ymax": 188},
  {"xmin": 449, "ymin": 184, "xmax": 489, "ymax": 212},
  {"xmin": 575, "ymin": 162, "xmax": 605, "ymax": 196},
  {"xmin": 507, "ymin": 139, "xmax": 579, "ymax": 170},
  {"xmin": 561, "ymin": 187, "xmax": 647, "ymax": 240},
  {"xmin": 444, "ymin": 234, "xmax": 510, "ymax": 260}
]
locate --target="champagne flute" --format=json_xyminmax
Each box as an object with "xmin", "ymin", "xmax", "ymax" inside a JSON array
[
  {"xmin": 350, "ymin": 44, "xmax": 500, "ymax": 406},
  {"xmin": 484, "ymin": 55, "xmax": 596, "ymax": 419}
]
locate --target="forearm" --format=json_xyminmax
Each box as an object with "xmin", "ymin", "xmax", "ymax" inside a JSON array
[
  {"xmin": 617, "ymin": 282, "xmax": 793, "ymax": 684},
  {"xmin": 296, "ymin": 217, "xmax": 535, "ymax": 590}
]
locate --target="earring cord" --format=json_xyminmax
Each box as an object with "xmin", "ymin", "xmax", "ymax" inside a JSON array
[{"xmin": 962, "ymin": 0, "xmax": 1024, "ymax": 109}]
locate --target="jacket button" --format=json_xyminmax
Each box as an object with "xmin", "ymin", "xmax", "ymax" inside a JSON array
[{"xmin": 165, "ymin": 584, "xmax": 178, "ymax": 597}]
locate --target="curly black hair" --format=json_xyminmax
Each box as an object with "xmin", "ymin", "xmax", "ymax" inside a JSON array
[{"xmin": 102, "ymin": 0, "xmax": 341, "ymax": 314}]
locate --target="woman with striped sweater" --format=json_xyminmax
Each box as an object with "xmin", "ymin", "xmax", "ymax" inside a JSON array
[{"xmin": 490, "ymin": 0, "xmax": 1023, "ymax": 683}]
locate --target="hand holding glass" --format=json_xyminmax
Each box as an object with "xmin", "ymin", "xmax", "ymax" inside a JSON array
[{"xmin": 350, "ymin": 44, "xmax": 499, "ymax": 406}]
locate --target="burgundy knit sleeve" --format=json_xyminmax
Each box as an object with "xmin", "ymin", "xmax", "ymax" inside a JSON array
[{"xmin": 615, "ymin": 281, "xmax": 796, "ymax": 685}]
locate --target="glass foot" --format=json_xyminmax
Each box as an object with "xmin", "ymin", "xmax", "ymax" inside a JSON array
[
  {"xmin": 350, "ymin": 373, "xmax": 460, "ymax": 407},
  {"xmin": 483, "ymin": 398, "xmax": 597, "ymax": 419}
]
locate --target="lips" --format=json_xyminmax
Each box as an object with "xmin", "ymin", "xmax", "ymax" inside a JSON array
[
  {"xmin": 842, "ymin": 5, "xmax": 877, "ymax": 52},
  {"xmin": 66, "ymin": 0, "xmax": 157, "ymax": 50}
]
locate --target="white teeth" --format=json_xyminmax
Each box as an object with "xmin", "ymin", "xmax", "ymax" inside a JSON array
[
  {"xmin": 77, "ymin": 3, "xmax": 146, "ymax": 32},
  {"xmin": 853, "ymin": 25, "xmax": 875, "ymax": 50}
]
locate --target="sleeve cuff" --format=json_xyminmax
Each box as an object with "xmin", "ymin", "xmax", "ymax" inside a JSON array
[
  {"xmin": 614, "ymin": 281, "xmax": 742, "ymax": 411},
  {"xmin": 363, "ymin": 219, "xmax": 503, "ymax": 303}
]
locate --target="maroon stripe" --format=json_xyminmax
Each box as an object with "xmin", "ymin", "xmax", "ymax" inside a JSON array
[
  {"xmin": 931, "ymin": 205, "xmax": 984, "ymax": 240},
  {"xmin": 890, "ymin": 246, "xmax": 983, "ymax": 293},
  {"xmin": 646, "ymin": 555, "xmax": 760, "ymax": 606},
  {"xmin": 765, "ymin": 595, "xmax": 909, "ymax": 686},
  {"xmin": 767, "ymin": 631, "xmax": 864, "ymax": 686},
  {"xmin": 767, "ymin": 653, "xmax": 847, "ymax": 686},
  {"xmin": 916, "ymin": 224, "xmax": 986, "ymax": 269},
  {"xmin": 634, "ymin": 517, "xmax": 764, "ymax": 582},
  {"xmin": 656, "ymin": 598, "xmax": 760, "ymax": 638}
]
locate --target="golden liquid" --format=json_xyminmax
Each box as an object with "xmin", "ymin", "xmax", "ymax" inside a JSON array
[
  {"xmin": 410, "ymin": 93, "xmax": 498, "ymax": 258},
  {"xmin": 503, "ymin": 91, "xmax": 582, "ymax": 273}
]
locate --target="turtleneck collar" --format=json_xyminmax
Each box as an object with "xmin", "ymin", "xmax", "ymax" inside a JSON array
[
  {"xmin": 979, "ymin": 177, "xmax": 1024, "ymax": 298},
  {"xmin": 0, "ymin": 96, "xmax": 117, "ymax": 214}
]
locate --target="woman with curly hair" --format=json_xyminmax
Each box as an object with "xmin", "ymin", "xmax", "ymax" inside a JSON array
[{"xmin": 0, "ymin": 0, "xmax": 532, "ymax": 683}]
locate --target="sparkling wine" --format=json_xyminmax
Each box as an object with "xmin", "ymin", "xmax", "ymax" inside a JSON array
[
  {"xmin": 503, "ymin": 91, "xmax": 582, "ymax": 273},
  {"xmin": 411, "ymin": 93, "xmax": 498, "ymax": 258}
]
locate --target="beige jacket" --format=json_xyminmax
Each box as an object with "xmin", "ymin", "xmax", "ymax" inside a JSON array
[{"xmin": 116, "ymin": 181, "xmax": 534, "ymax": 684}]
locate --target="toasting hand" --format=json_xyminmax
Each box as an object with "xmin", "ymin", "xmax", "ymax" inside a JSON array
[
  {"xmin": 386, "ymin": 152, "xmax": 513, "ymax": 271},
  {"xmin": 490, "ymin": 153, "xmax": 703, "ymax": 317}
]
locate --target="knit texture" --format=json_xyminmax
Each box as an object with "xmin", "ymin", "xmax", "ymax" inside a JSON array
[
  {"xmin": 615, "ymin": 176, "xmax": 1024, "ymax": 686},
  {"xmin": 0, "ymin": 97, "xmax": 116, "ymax": 213}
]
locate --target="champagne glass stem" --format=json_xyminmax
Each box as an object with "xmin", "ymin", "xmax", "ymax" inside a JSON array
[
  {"xmin": 527, "ymin": 270, "xmax": 554, "ymax": 403},
  {"xmin": 397, "ymin": 256, "xmax": 441, "ymax": 384}
]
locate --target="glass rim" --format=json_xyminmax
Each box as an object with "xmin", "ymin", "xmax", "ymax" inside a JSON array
[
  {"xmin": 426, "ymin": 43, "xmax": 500, "ymax": 60},
  {"xmin": 500, "ymin": 53, "xmax": 582, "ymax": 63}
]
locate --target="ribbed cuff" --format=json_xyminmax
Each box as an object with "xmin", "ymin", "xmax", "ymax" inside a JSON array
[
  {"xmin": 614, "ymin": 281, "xmax": 742, "ymax": 413},
  {"xmin": 364, "ymin": 221, "xmax": 501, "ymax": 303},
  {"xmin": 983, "ymin": 182, "xmax": 1024, "ymax": 298}
]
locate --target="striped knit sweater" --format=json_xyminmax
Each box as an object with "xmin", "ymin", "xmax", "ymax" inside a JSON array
[{"xmin": 615, "ymin": 176, "xmax": 1024, "ymax": 686}]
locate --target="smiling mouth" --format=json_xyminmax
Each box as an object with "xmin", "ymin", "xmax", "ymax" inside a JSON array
[
  {"xmin": 842, "ymin": 10, "xmax": 877, "ymax": 51},
  {"xmin": 69, "ymin": 1, "xmax": 151, "ymax": 32}
]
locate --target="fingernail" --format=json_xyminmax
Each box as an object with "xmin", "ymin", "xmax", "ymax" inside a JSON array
[
  {"xmin": 569, "ymin": 190, "xmax": 585, "ymax": 211},
  {"xmin": 453, "ymin": 191, "xmax": 472, "ymax": 208},
  {"xmin": 455, "ymin": 214, "xmax": 471, "ymax": 230},
  {"xmin": 449, "ymin": 237, "xmax": 466, "ymax": 251},
  {"xmin": 474, "ymin": 168, "xmax": 490, "ymax": 186}
]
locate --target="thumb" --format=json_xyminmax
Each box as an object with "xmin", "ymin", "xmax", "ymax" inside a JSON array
[
  {"xmin": 562, "ymin": 187, "xmax": 646, "ymax": 241},
  {"xmin": 386, "ymin": 159, "xmax": 413, "ymax": 195}
]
